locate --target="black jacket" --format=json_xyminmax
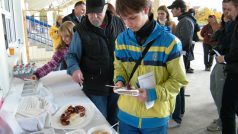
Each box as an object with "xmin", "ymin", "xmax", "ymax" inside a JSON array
[
  {"xmin": 225, "ymin": 16, "xmax": 238, "ymax": 74},
  {"xmin": 213, "ymin": 21, "xmax": 235, "ymax": 55},
  {"xmin": 186, "ymin": 13, "xmax": 200, "ymax": 42},
  {"xmin": 73, "ymin": 11, "xmax": 125, "ymax": 95},
  {"xmin": 62, "ymin": 10, "xmax": 81, "ymax": 24}
]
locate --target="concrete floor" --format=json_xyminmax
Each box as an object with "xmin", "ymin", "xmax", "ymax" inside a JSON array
[{"xmin": 168, "ymin": 42, "xmax": 237, "ymax": 134}]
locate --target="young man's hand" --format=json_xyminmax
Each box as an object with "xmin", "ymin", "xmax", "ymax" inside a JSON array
[
  {"xmin": 136, "ymin": 88, "xmax": 147, "ymax": 102},
  {"xmin": 216, "ymin": 55, "xmax": 225, "ymax": 63},
  {"xmin": 114, "ymin": 81, "xmax": 124, "ymax": 89}
]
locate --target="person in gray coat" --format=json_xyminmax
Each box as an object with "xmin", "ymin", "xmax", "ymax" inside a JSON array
[
  {"xmin": 169, "ymin": 0, "xmax": 194, "ymax": 74},
  {"xmin": 168, "ymin": 0, "xmax": 194, "ymax": 128}
]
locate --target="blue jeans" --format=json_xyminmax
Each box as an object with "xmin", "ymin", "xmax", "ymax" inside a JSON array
[
  {"xmin": 119, "ymin": 120, "xmax": 167, "ymax": 134},
  {"xmin": 86, "ymin": 93, "xmax": 119, "ymax": 126}
]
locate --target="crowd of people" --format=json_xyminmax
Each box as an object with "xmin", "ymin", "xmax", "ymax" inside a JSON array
[{"xmin": 28, "ymin": 0, "xmax": 238, "ymax": 133}]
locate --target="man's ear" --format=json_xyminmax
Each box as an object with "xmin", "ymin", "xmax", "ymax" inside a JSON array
[{"xmin": 177, "ymin": 7, "xmax": 182, "ymax": 12}]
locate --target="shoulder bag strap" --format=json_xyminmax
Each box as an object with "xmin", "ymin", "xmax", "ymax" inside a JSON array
[{"xmin": 128, "ymin": 39, "xmax": 156, "ymax": 82}]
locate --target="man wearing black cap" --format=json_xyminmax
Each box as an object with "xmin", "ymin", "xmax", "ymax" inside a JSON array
[
  {"xmin": 168, "ymin": 0, "xmax": 194, "ymax": 128},
  {"xmin": 62, "ymin": 1, "xmax": 86, "ymax": 24},
  {"xmin": 168, "ymin": 0, "xmax": 195, "ymax": 74},
  {"xmin": 66, "ymin": 0, "xmax": 125, "ymax": 126}
]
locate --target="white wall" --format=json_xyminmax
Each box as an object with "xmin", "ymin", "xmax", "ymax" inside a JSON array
[
  {"xmin": 13, "ymin": 0, "xmax": 25, "ymax": 45},
  {"xmin": 0, "ymin": 12, "xmax": 10, "ymax": 96},
  {"xmin": 0, "ymin": 0, "xmax": 26, "ymax": 96},
  {"xmin": 12, "ymin": 0, "xmax": 28, "ymax": 64}
]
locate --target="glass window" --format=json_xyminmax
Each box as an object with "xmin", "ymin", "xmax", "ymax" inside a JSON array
[
  {"xmin": 0, "ymin": 0, "xmax": 3, "ymax": 9},
  {"xmin": 4, "ymin": 0, "xmax": 9, "ymax": 11},
  {"xmin": 1, "ymin": 0, "xmax": 16, "ymax": 49},
  {"xmin": 2, "ymin": 14, "xmax": 8, "ymax": 49},
  {"xmin": 6, "ymin": 19, "xmax": 12, "ymax": 43},
  {"xmin": 9, "ymin": 0, "xmax": 16, "ymax": 42}
]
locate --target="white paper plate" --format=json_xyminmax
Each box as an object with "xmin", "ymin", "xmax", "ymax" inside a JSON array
[
  {"xmin": 87, "ymin": 124, "xmax": 112, "ymax": 134},
  {"xmin": 29, "ymin": 128, "xmax": 55, "ymax": 134},
  {"xmin": 66, "ymin": 129, "xmax": 86, "ymax": 134},
  {"xmin": 51, "ymin": 104, "xmax": 95, "ymax": 129}
]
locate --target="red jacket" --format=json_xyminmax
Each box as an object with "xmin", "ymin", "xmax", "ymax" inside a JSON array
[{"xmin": 200, "ymin": 24, "xmax": 216, "ymax": 45}]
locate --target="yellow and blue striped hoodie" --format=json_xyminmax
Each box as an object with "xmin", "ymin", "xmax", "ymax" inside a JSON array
[{"xmin": 114, "ymin": 23, "xmax": 188, "ymax": 128}]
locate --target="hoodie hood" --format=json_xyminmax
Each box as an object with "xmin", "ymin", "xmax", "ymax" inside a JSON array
[{"xmin": 178, "ymin": 12, "xmax": 197, "ymax": 23}]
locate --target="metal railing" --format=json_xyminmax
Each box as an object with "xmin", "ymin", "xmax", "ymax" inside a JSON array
[{"xmin": 26, "ymin": 15, "xmax": 53, "ymax": 47}]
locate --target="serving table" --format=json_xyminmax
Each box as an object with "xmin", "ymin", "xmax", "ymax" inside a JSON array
[{"xmin": 1, "ymin": 70, "xmax": 117, "ymax": 134}]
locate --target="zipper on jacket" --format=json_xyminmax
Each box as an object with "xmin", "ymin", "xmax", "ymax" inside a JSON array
[{"xmin": 138, "ymin": 102, "xmax": 143, "ymax": 128}]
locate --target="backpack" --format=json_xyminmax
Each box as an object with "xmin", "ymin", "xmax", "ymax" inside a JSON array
[{"xmin": 193, "ymin": 22, "xmax": 200, "ymax": 42}]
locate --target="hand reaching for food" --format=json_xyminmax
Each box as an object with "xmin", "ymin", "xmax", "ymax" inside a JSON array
[
  {"xmin": 72, "ymin": 69, "xmax": 84, "ymax": 85},
  {"xmin": 30, "ymin": 75, "xmax": 38, "ymax": 80}
]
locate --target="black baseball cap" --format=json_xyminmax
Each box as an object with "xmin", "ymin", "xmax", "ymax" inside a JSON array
[
  {"xmin": 86, "ymin": 0, "xmax": 107, "ymax": 14},
  {"xmin": 167, "ymin": 0, "xmax": 186, "ymax": 9}
]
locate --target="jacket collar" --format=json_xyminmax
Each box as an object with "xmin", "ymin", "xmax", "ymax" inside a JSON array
[
  {"xmin": 126, "ymin": 22, "xmax": 164, "ymax": 46},
  {"xmin": 81, "ymin": 11, "xmax": 113, "ymax": 38}
]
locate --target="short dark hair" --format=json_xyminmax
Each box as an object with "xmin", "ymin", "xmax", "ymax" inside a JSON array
[
  {"xmin": 188, "ymin": 8, "xmax": 195, "ymax": 15},
  {"xmin": 74, "ymin": 1, "xmax": 85, "ymax": 8},
  {"xmin": 223, "ymin": 0, "xmax": 238, "ymax": 6},
  {"xmin": 223, "ymin": 0, "xmax": 229, "ymax": 2},
  {"xmin": 208, "ymin": 15, "xmax": 215, "ymax": 18},
  {"xmin": 116, "ymin": 0, "xmax": 151, "ymax": 16}
]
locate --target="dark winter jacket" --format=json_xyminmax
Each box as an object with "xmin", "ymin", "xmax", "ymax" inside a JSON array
[
  {"xmin": 224, "ymin": 17, "xmax": 238, "ymax": 75},
  {"xmin": 62, "ymin": 10, "xmax": 81, "ymax": 25},
  {"xmin": 176, "ymin": 13, "xmax": 194, "ymax": 52},
  {"xmin": 186, "ymin": 13, "xmax": 200, "ymax": 42},
  {"xmin": 213, "ymin": 21, "xmax": 235, "ymax": 55},
  {"xmin": 66, "ymin": 11, "xmax": 125, "ymax": 95}
]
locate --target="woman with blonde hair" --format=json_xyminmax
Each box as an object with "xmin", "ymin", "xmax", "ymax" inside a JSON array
[
  {"xmin": 157, "ymin": 5, "xmax": 176, "ymax": 34},
  {"xmin": 49, "ymin": 15, "xmax": 64, "ymax": 51},
  {"xmin": 30, "ymin": 21, "xmax": 75, "ymax": 80}
]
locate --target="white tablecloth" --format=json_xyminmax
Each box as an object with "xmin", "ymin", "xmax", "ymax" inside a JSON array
[
  {"xmin": 40, "ymin": 70, "xmax": 117, "ymax": 134},
  {"xmin": 2, "ymin": 70, "xmax": 117, "ymax": 134}
]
